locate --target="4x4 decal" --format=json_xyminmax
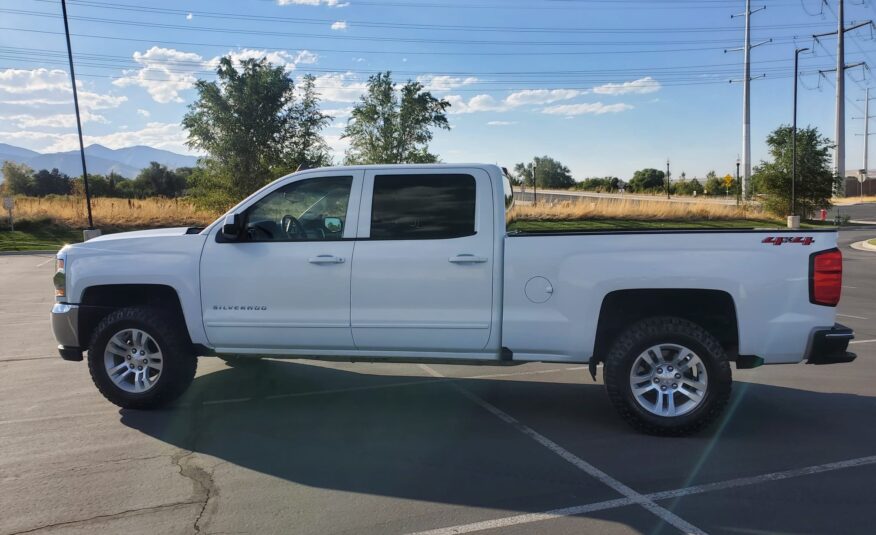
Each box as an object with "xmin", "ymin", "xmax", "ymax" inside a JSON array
[{"xmin": 762, "ymin": 236, "xmax": 815, "ymax": 246}]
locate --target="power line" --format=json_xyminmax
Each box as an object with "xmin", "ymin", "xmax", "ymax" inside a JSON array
[
  {"xmin": 0, "ymin": 25, "xmax": 810, "ymax": 57},
  {"xmin": 21, "ymin": 0, "xmax": 837, "ymax": 35}
]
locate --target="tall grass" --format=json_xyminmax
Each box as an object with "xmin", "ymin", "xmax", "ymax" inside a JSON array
[
  {"xmin": 508, "ymin": 198, "xmax": 763, "ymax": 222},
  {"xmin": 12, "ymin": 196, "xmax": 220, "ymax": 229},
  {"xmin": 9, "ymin": 195, "xmax": 768, "ymax": 231}
]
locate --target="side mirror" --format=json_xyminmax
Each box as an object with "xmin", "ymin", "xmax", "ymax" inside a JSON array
[
  {"xmin": 221, "ymin": 213, "xmax": 243, "ymax": 241},
  {"xmin": 324, "ymin": 216, "xmax": 343, "ymax": 233}
]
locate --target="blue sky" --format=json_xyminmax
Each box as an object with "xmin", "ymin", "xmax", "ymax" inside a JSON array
[{"xmin": 2, "ymin": 0, "xmax": 876, "ymax": 180}]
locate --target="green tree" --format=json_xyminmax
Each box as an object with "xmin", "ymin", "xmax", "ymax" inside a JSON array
[
  {"xmin": 183, "ymin": 56, "xmax": 319, "ymax": 209},
  {"xmin": 703, "ymin": 171, "xmax": 723, "ymax": 196},
  {"xmin": 343, "ymin": 71, "xmax": 450, "ymax": 164},
  {"xmin": 752, "ymin": 125, "xmax": 836, "ymax": 216},
  {"xmin": 576, "ymin": 176, "xmax": 620, "ymax": 192},
  {"xmin": 513, "ymin": 156, "xmax": 575, "ymax": 189},
  {"xmin": 1, "ymin": 161, "xmax": 35, "ymax": 195},
  {"xmin": 628, "ymin": 168, "xmax": 665, "ymax": 192},
  {"xmin": 290, "ymin": 74, "xmax": 333, "ymax": 169},
  {"xmin": 32, "ymin": 168, "xmax": 71, "ymax": 196},
  {"xmin": 135, "ymin": 162, "xmax": 187, "ymax": 197}
]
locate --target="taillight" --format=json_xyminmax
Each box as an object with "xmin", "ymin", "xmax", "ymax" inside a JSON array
[{"xmin": 810, "ymin": 248, "xmax": 842, "ymax": 306}]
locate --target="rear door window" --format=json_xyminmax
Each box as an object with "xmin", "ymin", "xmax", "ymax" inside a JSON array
[{"xmin": 370, "ymin": 174, "xmax": 476, "ymax": 240}]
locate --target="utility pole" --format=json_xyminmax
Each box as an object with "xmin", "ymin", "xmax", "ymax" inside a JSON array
[
  {"xmin": 60, "ymin": 0, "xmax": 94, "ymax": 230},
  {"xmin": 727, "ymin": 0, "xmax": 769, "ymax": 199},
  {"xmin": 666, "ymin": 159, "xmax": 671, "ymax": 199},
  {"xmin": 853, "ymin": 88, "xmax": 876, "ymax": 200},
  {"xmin": 813, "ymin": 2, "xmax": 872, "ymax": 182},
  {"xmin": 532, "ymin": 160, "xmax": 537, "ymax": 206},
  {"xmin": 792, "ymin": 47, "xmax": 809, "ymax": 217}
]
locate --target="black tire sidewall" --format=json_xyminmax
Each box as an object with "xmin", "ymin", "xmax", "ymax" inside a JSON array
[
  {"xmin": 88, "ymin": 308, "xmax": 194, "ymax": 409},
  {"xmin": 605, "ymin": 317, "xmax": 732, "ymax": 435}
]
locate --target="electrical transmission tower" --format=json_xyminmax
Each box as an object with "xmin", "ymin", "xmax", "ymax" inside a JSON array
[
  {"xmin": 812, "ymin": 0, "xmax": 872, "ymax": 180},
  {"xmin": 726, "ymin": 0, "xmax": 770, "ymax": 199}
]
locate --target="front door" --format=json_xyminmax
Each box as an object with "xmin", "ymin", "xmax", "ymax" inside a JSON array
[
  {"xmin": 350, "ymin": 170, "xmax": 495, "ymax": 352},
  {"xmin": 200, "ymin": 172, "xmax": 362, "ymax": 351}
]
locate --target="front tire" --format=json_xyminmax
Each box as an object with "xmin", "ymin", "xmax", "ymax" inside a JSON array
[
  {"xmin": 603, "ymin": 316, "xmax": 732, "ymax": 436},
  {"xmin": 87, "ymin": 307, "xmax": 196, "ymax": 409}
]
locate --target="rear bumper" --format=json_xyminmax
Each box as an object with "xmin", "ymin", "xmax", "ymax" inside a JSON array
[
  {"xmin": 52, "ymin": 303, "xmax": 82, "ymax": 361},
  {"xmin": 806, "ymin": 323, "xmax": 856, "ymax": 365}
]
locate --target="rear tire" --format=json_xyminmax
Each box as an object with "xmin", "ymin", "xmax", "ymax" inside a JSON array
[
  {"xmin": 603, "ymin": 316, "xmax": 732, "ymax": 436},
  {"xmin": 87, "ymin": 307, "xmax": 196, "ymax": 409}
]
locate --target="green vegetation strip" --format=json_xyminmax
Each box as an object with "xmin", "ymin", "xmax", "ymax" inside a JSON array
[
  {"xmin": 0, "ymin": 223, "xmax": 81, "ymax": 252},
  {"xmin": 868, "ymin": 238, "xmax": 876, "ymax": 246}
]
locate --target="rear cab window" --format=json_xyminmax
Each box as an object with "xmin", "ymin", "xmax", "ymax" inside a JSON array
[{"xmin": 370, "ymin": 174, "xmax": 476, "ymax": 240}]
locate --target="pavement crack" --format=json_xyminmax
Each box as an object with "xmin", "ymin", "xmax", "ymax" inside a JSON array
[
  {"xmin": 171, "ymin": 451, "xmax": 221, "ymax": 534},
  {"xmin": 6, "ymin": 502, "xmax": 200, "ymax": 535}
]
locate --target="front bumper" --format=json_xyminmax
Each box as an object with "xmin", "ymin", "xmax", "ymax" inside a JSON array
[
  {"xmin": 52, "ymin": 303, "xmax": 82, "ymax": 361},
  {"xmin": 806, "ymin": 323, "xmax": 857, "ymax": 365}
]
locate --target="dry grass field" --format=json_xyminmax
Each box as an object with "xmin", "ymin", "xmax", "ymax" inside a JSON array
[
  {"xmin": 12, "ymin": 196, "xmax": 219, "ymax": 229},
  {"xmin": 833, "ymin": 195, "xmax": 876, "ymax": 205},
  {"xmin": 507, "ymin": 198, "xmax": 762, "ymax": 222}
]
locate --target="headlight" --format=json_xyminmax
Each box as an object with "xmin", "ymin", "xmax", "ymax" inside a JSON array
[{"xmin": 53, "ymin": 254, "xmax": 66, "ymax": 300}]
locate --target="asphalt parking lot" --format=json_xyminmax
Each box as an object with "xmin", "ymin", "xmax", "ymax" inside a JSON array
[{"xmin": 2, "ymin": 229, "xmax": 875, "ymax": 535}]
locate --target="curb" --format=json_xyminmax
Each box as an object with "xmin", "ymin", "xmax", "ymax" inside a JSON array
[
  {"xmin": 0, "ymin": 250, "xmax": 58, "ymax": 256},
  {"xmin": 850, "ymin": 240, "xmax": 876, "ymax": 252}
]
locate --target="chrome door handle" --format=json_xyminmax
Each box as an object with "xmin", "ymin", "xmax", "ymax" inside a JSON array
[
  {"xmin": 449, "ymin": 254, "xmax": 488, "ymax": 264},
  {"xmin": 308, "ymin": 255, "xmax": 345, "ymax": 264}
]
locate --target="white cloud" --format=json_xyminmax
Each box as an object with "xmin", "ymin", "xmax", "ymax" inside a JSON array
[
  {"xmin": 0, "ymin": 69, "xmax": 125, "ymax": 113},
  {"xmin": 487, "ymin": 121, "xmax": 517, "ymax": 126},
  {"xmin": 137, "ymin": 108, "xmax": 150, "ymax": 117},
  {"xmin": 0, "ymin": 111, "xmax": 108, "ymax": 129},
  {"xmin": 313, "ymin": 72, "xmax": 367, "ymax": 103},
  {"xmin": 592, "ymin": 77, "xmax": 661, "ymax": 95},
  {"xmin": 113, "ymin": 47, "xmax": 204, "ymax": 104},
  {"xmin": 541, "ymin": 102, "xmax": 633, "ymax": 116},
  {"xmin": 186, "ymin": 12, "xmax": 193, "ymax": 20},
  {"xmin": 323, "ymin": 107, "xmax": 353, "ymax": 120},
  {"xmin": 444, "ymin": 94, "xmax": 506, "ymax": 114},
  {"xmin": 445, "ymin": 88, "xmax": 581, "ymax": 114},
  {"xmin": 214, "ymin": 49, "xmax": 318, "ymax": 72},
  {"xmin": 331, "ymin": 21, "xmax": 347, "ymax": 30},
  {"xmin": 504, "ymin": 89, "xmax": 580, "ymax": 106},
  {"xmin": 0, "ymin": 122, "xmax": 193, "ymax": 154},
  {"xmin": 114, "ymin": 47, "xmax": 319, "ymax": 103},
  {"xmin": 278, "ymin": 0, "xmax": 349, "ymax": 6},
  {"xmin": 416, "ymin": 75, "xmax": 479, "ymax": 92}
]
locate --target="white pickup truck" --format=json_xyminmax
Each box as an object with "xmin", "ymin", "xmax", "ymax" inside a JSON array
[{"xmin": 51, "ymin": 164, "xmax": 856, "ymax": 435}]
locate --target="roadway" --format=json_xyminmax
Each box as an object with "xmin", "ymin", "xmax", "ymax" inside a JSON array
[{"xmin": 1, "ymin": 231, "xmax": 875, "ymax": 535}]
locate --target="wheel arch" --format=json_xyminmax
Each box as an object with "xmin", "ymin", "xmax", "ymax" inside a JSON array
[
  {"xmin": 592, "ymin": 289, "xmax": 739, "ymax": 367},
  {"xmin": 79, "ymin": 284, "xmax": 193, "ymax": 350}
]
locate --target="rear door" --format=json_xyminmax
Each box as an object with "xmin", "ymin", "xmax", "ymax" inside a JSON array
[{"xmin": 350, "ymin": 169, "xmax": 495, "ymax": 352}]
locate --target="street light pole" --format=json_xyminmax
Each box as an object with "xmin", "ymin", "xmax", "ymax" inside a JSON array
[
  {"xmin": 532, "ymin": 160, "xmax": 537, "ymax": 206},
  {"xmin": 60, "ymin": 0, "xmax": 94, "ymax": 230},
  {"xmin": 736, "ymin": 157, "xmax": 741, "ymax": 206},
  {"xmin": 792, "ymin": 47, "xmax": 809, "ymax": 217},
  {"xmin": 666, "ymin": 159, "xmax": 671, "ymax": 199}
]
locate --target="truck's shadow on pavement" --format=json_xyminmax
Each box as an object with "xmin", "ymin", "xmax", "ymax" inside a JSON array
[{"xmin": 120, "ymin": 359, "xmax": 876, "ymax": 531}]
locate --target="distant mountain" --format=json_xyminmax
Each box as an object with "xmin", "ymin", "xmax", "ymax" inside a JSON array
[{"xmin": 0, "ymin": 143, "xmax": 199, "ymax": 180}]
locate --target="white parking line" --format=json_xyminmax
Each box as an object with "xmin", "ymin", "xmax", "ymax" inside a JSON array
[
  {"xmin": 850, "ymin": 339, "xmax": 876, "ymax": 345},
  {"xmin": 409, "ymin": 455, "xmax": 876, "ymax": 535},
  {"xmin": 417, "ymin": 364, "xmax": 707, "ymax": 535},
  {"xmin": 837, "ymin": 313, "xmax": 868, "ymax": 320},
  {"xmin": 36, "ymin": 257, "xmax": 56, "ymax": 267}
]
